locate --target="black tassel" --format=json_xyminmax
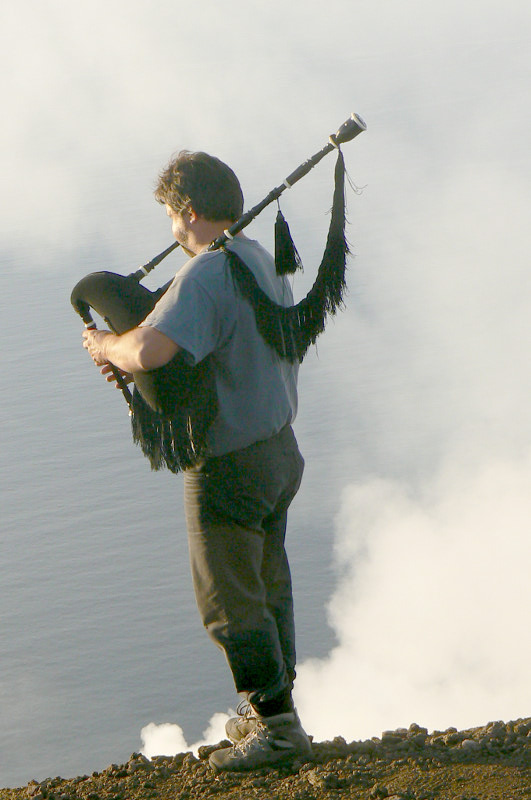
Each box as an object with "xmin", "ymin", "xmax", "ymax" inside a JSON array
[
  {"xmin": 274, "ymin": 208, "xmax": 303, "ymax": 275},
  {"xmin": 224, "ymin": 148, "xmax": 350, "ymax": 363}
]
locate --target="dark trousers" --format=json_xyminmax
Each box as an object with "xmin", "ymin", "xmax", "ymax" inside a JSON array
[{"xmin": 183, "ymin": 425, "xmax": 304, "ymax": 706}]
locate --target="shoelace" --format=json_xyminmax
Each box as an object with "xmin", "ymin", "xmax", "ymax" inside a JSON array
[
  {"xmin": 235, "ymin": 700, "xmax": 256, "ymax": 719},
  {"xmin": 233, "ymin": 722, "xmax": 270, "ymax": 755}
]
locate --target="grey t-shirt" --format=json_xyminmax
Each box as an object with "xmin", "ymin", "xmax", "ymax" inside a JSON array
[{"xmin": 141, "ymin": 237, "xmax": 298, "ymax": 456}]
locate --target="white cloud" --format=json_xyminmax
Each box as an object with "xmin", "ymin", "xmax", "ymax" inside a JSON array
[{"xmin": 3, "ymin": 0, "xmax": 530, "ymax": 256}]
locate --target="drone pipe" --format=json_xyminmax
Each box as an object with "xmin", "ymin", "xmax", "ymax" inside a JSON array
[{"xmin": 207, "ymin": 112, "xmax": 366, "ymax": 251}]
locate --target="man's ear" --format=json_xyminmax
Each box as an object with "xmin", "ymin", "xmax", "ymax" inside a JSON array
[{"xmin": 188, "ymin": 207, "xmax": 199, "ymax": 224}]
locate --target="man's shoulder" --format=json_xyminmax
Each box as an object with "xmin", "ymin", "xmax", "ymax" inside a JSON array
[
  {"xmin": 229, "ymin": 237, "xmax": 272, "ymax": 262},
  {"xmin": 181, "ymin": 238, "xmax": 272, "ymax": 283},
  {"xmin": 186, "ymin": 247, "xmax": 228, "ymax": 272},
  {"xmin": 191, "ymin": 238, "xmax": 271, "ymax": 265},
  {"xmin": 173, "ymin": 238, "xmax": 288, "ymax": 306},
  {"xmin": 172, "ymin": 249, "xmax": 228, "ymax": 291},
  {"xmin": 227, "ymin": 238, "xmax": 293, "ymax": 307}
]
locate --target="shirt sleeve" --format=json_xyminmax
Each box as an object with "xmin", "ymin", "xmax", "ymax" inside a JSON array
[{"xmin": 140, "ymin": 271, "xmax": 221, "ymax": 366}]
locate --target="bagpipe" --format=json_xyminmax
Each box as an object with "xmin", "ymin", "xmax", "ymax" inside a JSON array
[{"xmin": 71, "ymin": 112, "xmax": 367, "ymax": 473}]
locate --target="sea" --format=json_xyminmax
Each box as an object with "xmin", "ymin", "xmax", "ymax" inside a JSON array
[{"xmin": 1, "ymin": 251, "xmax": 356, "ymax": 788}]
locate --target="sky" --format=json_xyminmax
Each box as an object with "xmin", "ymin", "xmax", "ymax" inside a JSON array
[{"xmin": 1, "ymin": 0, "xmax": 531, "ymax": 777}]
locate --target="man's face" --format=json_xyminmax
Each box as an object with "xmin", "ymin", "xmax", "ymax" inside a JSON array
[{"xmin": 166, "ymin": 203, "xmax": 190, "ymax": 248}]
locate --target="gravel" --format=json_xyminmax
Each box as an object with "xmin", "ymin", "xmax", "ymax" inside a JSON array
[{"xmin": 1, "ymin": 717, "xmax": 530, "ymax": 800}]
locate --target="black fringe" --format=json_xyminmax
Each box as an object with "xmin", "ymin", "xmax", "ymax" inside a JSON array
[
  {"xmin": 224, "ymin": 148, "xmax": 349, "ymax": 363},
  {"xmin": 130, "ymin": 358, "xmax": 218, "ymax": 473}
]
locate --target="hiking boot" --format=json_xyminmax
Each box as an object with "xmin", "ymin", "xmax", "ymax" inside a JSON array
[
  {"xmin": 225, "ymin": 702, "xmax": 258, "ymax": 743},
  {"xmin": 209, "ymin": 710, "xmax": 312, "ymax": 772}
]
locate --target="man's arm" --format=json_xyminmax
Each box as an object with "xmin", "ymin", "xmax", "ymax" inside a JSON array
[{"xmin": 82, "ymin": 325, "xmax": 180, "ymax": 373}]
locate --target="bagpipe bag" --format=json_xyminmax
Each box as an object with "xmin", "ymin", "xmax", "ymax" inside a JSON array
[{"xmin": 70, "ymin": 270, "xmax": 218, "ymax": 473}]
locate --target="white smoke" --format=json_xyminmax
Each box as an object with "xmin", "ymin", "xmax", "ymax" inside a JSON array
[
  {"xmin": 141, "ymin": 712, "xmax": 230, "ymax": 758},
  {"xmin": 295, "ymin": 447, "xmax": 531, "ymax": 739},
  {"xmin": 286, "ymin": 122, "xmax": 531, "ymax": 740}
]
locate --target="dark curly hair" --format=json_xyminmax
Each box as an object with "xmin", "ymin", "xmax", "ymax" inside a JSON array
[{"xmin": 154, "ymin": 151, "xmax": 244, "ymax": 222}]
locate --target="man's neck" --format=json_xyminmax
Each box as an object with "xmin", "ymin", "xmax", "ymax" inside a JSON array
[{"xmin": 189, "ymin": 218, "xmax": 244, "ymax": 255}]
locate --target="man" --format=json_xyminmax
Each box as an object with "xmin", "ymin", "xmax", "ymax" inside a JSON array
[{"xmin": 82, "ymin": 151, "xmax": 311, "ymax": 771}]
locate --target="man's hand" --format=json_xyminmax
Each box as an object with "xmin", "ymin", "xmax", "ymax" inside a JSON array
[
  {"xmin": 100, "ymin": 363, "xmax": 134, "ymax": 389},
  {"xmin": 82, "ymin": 328, "xmax": 112, "ymax": 366},
  {"xmin": 82, "ymin": 324, "xmax": 179, "ymax": 373}
]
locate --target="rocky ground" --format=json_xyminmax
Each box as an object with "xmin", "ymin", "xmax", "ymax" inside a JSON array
[{"xmin": 1, "ymin": 718, "xmax": 530, "ymax": 800}]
